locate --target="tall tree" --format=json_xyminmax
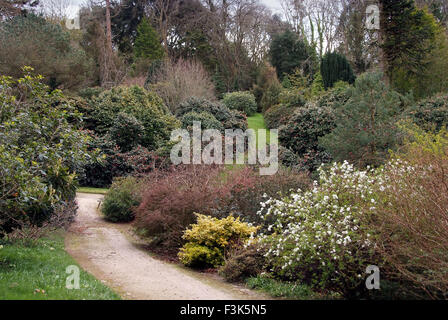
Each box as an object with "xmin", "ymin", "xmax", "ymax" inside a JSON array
[
  {"xmin": 134, "ymin": 18, "xmax": 164, "ymax": 61},
  {"xmin": 321, "ymin": 52, "xmax": 355, "ymax": 89},
  {"xmin": 379, "ymin": 0, "xmax": 437, "ymax": 85}
]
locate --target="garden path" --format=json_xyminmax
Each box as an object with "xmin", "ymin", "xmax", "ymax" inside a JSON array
[{"xmin": 65, "ymin": 193, "xmax": 267, "ymax": 300}]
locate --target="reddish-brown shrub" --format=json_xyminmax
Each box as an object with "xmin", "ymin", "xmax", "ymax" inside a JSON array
[{"xmin": 134, "ymin": 165, "xmax": 257, "ymax": 251}]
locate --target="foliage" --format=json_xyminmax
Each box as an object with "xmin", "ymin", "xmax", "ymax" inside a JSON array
[
  {"xmin": 134, "ymin": 18, "xmax": 165, "ymax": 61},
  {"xmin": 134, "ymin": 166, "xmax": 231, "ymax": 251},
  {"xmin": 264, "ymin": 104, "xmax": 295, "ymax": 129},
  {"xmin": 79, "ymin": 134, "xmax": 164, "ymax": 188},
  {"xmin": 380, "ymin": 0, "xmax": 441, "ymax": 97},
  {"xmin": 176, "ymin": 97, "xmax": 247, "ymax": 131},
  {"xmin": 319, "ymin": 72, "xmax": 409, "ymax": 167},
  {"xmin": 108, "ymin": 112, "xmax": 145, "ymax": 152},
  {"xmin": 279, "ymin": 103, "xmax": 336, "ymax": 161},
  {"xmin": 269, "ymin": 30, "xmax": 316, "ymax": 80},
  {"xmin": 87, "ymin": 85, "xmax": 179, "ymax": 151},
  {"xmin": 320, "ymin": 52, "xmax": 356, "ymax": 89},
  {"xmin": 181, "ymin": 111, "xmax": 224, "ymax": 132},
  {"xmin": 253, "ymin": 63, "xmax": 282, "ymax": 113},
  {"xmin": 369, "ymin": 125, "xmax": 448, "ymax": 298},
  {"xmin": 146, "ymin": 58, "xmax": 216, "ymax": 114},
  {"xmin": 222, "ymin": 91, "xmax": 257, "ymax": 116},
  {"xmin": 265, "ymin": 89, "xmax": 306, "ymax": 129},
  {"xmin": 315, "ymin": 83, "xmax": 351, "ymax": 109},
  {"xmin": 407, "ymin": 92, "xmax": 448, "ymax": 131},
  {"xmin": 178, "ymin": 214, "xmax": 258, "ymax": 268},
  {"xmin": 311, "ymin": 71, "xmax": 325, "ymax": 97},
  {"xmin": 257, "ymin": 161, "xmax": 379, "ymax": 298},
  {"xmin": 216, "ymin": 167, "xmax": 312, "ymax": 228},
  {"xmin": 220, "ymin": 244, "xmax": 267, "ymax": 282},
  {"xmin": 0, "ymin": 14, "xmax": 93, "ymax": 90},
  {"xmin": 101, "ymin": 177, "xmax": 141, "ymax": 223},
  {"xmin": 0, "ymin": 69, "xmax": 93, "ymax": 232}
]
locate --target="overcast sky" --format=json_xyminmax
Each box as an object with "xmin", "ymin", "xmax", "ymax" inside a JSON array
[{"xmin": 63, "ymin": 0, "xmax": 283, "ymax": 18}]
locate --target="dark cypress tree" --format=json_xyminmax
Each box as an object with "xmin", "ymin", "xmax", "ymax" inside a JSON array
[{"xmin": 320, "ymin": 52, "xmax": 356, "ymax": 90}]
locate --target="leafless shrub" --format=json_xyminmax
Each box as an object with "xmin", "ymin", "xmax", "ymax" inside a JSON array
[{"xmin": 147, "ymin": 58, "xmax": 216, "ymax": 114}]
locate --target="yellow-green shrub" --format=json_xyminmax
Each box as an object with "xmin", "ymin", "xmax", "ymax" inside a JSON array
[{"xmin": 178, "ymin": 214, "xmax": 258, "ymax": 268}]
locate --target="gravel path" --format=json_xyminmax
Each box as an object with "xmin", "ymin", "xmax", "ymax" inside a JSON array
[{"xmin": 65, "ymin": 193, "xmax": 267, "ymax": 300}]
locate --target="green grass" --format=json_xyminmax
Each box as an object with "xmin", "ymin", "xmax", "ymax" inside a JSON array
[
  {"xmin": 77, "ymin": 187, "xmax": 109, "ymax": 195},
  {"xmin": 247, "ymin": 113, "xmax": 277, "ymax": 146},
  {"xmin": 246, "ymin": 276, "xmax": 337, "ymax": 300},
  {"xmin": 0, "ymin": 232, "xmax": 120, "ymax": 300}
]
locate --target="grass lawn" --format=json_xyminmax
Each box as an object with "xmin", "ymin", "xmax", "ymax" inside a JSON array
[
  {"xmin": 247, "ymin": 113, "xmax": 276, "ymax": 146},
  {"xmin": 77, "ymin": 187, "xmax": 109, "ymax": 195},
  {"xmin": 0, "ymin": 232, "xmax": 120, "ymax": 300}
]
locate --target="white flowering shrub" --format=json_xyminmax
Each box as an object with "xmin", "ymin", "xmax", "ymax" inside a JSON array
[{"xmin": 257, "ymin": 161, "xmax": 380, "ymax": 296}]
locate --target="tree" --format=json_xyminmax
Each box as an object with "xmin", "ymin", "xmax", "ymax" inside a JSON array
[
  {"xmin": 0, "ymin": 0, "xmax": 38, "ymax": 18},
  {"xmin": 319, "ymin": 72, "xmax": 409, "ymax": 167},
  {"xmin": 379, "ymin": 0, "xmax": 437, "ymax": 88},
  {"xmin": 320, "ymin": 52, "xmax": 355, "ymax": 89},
  {"xmin": 269, "ymin": 30, "xmax": 316, "ymax": 80},
  {"xmin": 111, "ymin": 0, "xmax": 148, "ymax": 55},
  {"xmin": 134, "ymin": 18, "xmax": 165, "ymax": 61},
  {"xmin": 0, "ymin": 14, "xmax": 93, "ymax": 90}
]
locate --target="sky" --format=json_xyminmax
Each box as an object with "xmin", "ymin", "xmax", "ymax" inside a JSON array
[{"xmin": 63, "ymin": 0, "xmax": 283, "ymax": 18}]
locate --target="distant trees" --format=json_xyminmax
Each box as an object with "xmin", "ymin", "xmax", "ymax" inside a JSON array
[
  {"xmin": 269, "ymin": 30, "xmax": 316, "ymax": 80},
  {"xmin": 0, "ymin": 14, "xmax": 93, "ymax": 90}
]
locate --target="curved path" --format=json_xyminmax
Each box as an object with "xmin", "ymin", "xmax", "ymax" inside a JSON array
[{"xmin": 65, "ymin": 193, "xmax": 267, "ymax": 300}]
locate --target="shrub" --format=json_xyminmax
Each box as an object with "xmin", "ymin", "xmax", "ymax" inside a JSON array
[
  {"xmin": 181, "ymin": 111, "xmax": 224, "ymax": 132},
  {"xmin": 278, "ymin": 146, "xmax": 299, "ymax": 168},
  {"xmin": 146, "ymin": 58, "xmax": 216, "ymax": 113},
  {"xmin": 88, "ymin": 85, "xmax": 179, "ymax": 151},
  {"xmin": 101, "ymin": 177, "xmax": 141, "ymax": 223},
  {"xmin": 257, "ymin": 162, "xmax": 379, "ymax": 298},
  {"xmin": 315, "ymin": 84, "xmax": 351, "ymax": 109},
  {"xmin": 278, "ymin": 89, "xmax": 306, "ymax": 108},
  {"xmin": 0, "ymin": 69, "xmax": 92, "ymax": 232},
  {"xmin": 176, "ymin": 97, "xmax": 247, "ymax": 131},
  {"xmin": 178, "ymin": 214, "xmax": 258, "ymax": 268},
  {"xmin": 134, "ymin": 166, "xmax": 230, "ymax": 250},
  {"xmin": 222, "ymin": 91, "xmax": 257, "ymax": 116},
  {"xmin": 319, "ymin": 72, "xmax": 409, "ymax": 167},
  {"xmin": 108, "ymin": 112, "xmax": 145, "ymax": 152},
  {"xmin": 368, "ymin": 125, "xmax": 448, "ymax": 298},
  {"xmin": 220, "ymin": 244, "xmax": 267, "ymax": 282},
  {"xmin": 407, "ymin": 92, "xmax": 448, "ymax": 131},
  {"xmin": 264, "ymin": 104, "xmax": 295, "ymax": 129},
  {"xmin": 217, "ymin": 167, "xmax": 312, "ymax": 227},
  {"xmin": 279, "ymin": 104, "xmax": 336, "ymax": 158},
  {"xmin": 79, "ymin": 134, "xmax": 164, "ymax": 188}
]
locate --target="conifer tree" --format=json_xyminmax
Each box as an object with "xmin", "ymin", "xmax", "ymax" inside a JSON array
[{"xmin": 134, "ymin": 18, "xmax": 165, "ymax": 61}]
